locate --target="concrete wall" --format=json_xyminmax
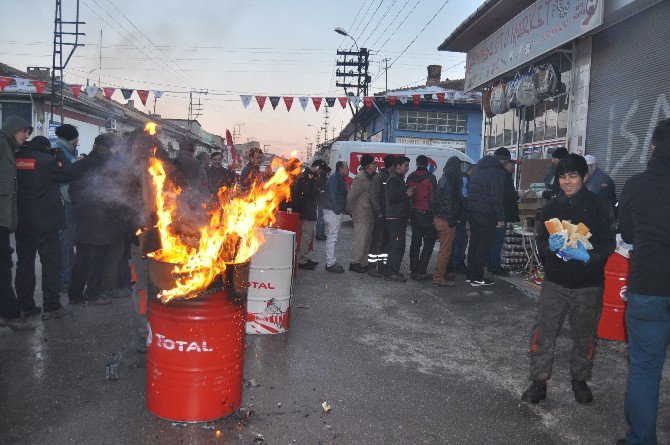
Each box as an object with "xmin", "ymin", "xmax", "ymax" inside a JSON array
[{"xmin": 567, "ymin": 37, "xmax": 592, "ymax": 155}]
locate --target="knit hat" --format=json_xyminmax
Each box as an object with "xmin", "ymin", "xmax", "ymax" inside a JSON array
[
  {"xmin": 360, "ymin": 154, "xmax": 375, "ymax": 168},
  {"xmin": 55, "ymin": 124, "xmax": 79, "ymax": 141},
  {"xmin": 94, "ymin": 132, "xmax": 121, "ymax": 150},
  {"xmin": 27, "ymin": 136, "xmax": 52, "ymax": 151},
  {"xmin": 552, "ymin": 146, "xmax": 568, "ymax": 159}
]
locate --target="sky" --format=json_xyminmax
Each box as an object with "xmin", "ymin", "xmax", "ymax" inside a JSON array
[{"xmin": 2, "ymin": 0, "xmax": 481, "ymax": 158}]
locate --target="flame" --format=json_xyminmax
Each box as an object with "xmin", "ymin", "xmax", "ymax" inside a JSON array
[
  {"xmin": 145, "ymin": 122, "xmax": 157, "ymax": 135},
  {"xmin": 290, "ymin": 149, "xmax": 298, "ymax": 158},
  {"xmin": 147, "ymin": 155, "xmax": 301, "ymax": 303}
]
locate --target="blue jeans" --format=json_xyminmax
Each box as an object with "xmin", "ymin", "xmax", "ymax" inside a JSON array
[
  {"xmin": 487, "ymin": 226, "xmax": 506, "ymax": 271},
  {"xmin": 316, "ymin": 206, "xmax": 325, "ymax": 239},
  {"xmin": 59, "ymin": 201, "xmax": 76, "ymax": 283},
  {"xmin": 624, "ymin": 293, "xmax": 670, "ymax": 445}
]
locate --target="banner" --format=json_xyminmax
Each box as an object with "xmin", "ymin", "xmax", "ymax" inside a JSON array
[
  {"xmin": 136, "ymin": 89, "xmax": 149, "ymax": 106},
  {"xmin": 240, "ymin": 95, "xmax": 252, "ymax": 109},
  {"xmin": 269, "ymin": 96, "xmax": 280, "ymax": 110},
  {"xmin": 103, "ymin": 87, "xmax": 116, "ymax": 99},
  {"xmin": 14, "ymin": 78, "xmax": 30, "ymax": 90},
  {"xmin": 349, "ymin": 96, "xmax": 361, "ymax": 108},
  {"xmin": 70, "ymin": 84, "xmax": 82, "ymax": 99},
  {"xmin": 85, "ymin": 85, "xmax": 99, "ymax": 98},
  {"xmin": 255, "ymin": 95, "xmax": 267, "ymax": 111},
  {"xmin": 338, "ymin": 97, "xmax": 348, "ymax": 109},
  {"xmin": 363, "ymin": 96, "xmax": 373, "ymax": 109},
  {"xmin": 311, "ymin": 97, "xmax": 323, "ymax": 112},
  {"xmin": 32, "ymin": 80, "xmax": 48, "ymax": 95},
  {"xmin": 0, "ymin": 76, "xmax": 12, "ymax": 91},
  {"xmin": 283, "ymin": 96, "xmax": 294, "ymax": 111},
  {"xmin": 325, "ymin": 97, "xmax": 336, "ymax": 107},
  {"xmin": 121, "ymin": 88, "xmax": 134, "ymax": 100},
  {"xmin": 298, "ymin": 96, "xmax": 309, "ymax": 111}
]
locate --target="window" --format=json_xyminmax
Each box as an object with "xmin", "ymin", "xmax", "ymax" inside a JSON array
[
  {"xmin": 0, "ymin": 101, "xmax": 32, "ymax": 125},
  {"xmin": 398, "ymin": 109, "xmax": 467, "ymax": 134}
]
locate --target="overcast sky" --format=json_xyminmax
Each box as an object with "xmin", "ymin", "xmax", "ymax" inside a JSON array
[{"xmin": 2, "ymin": 0, "xmax": 481, "ymax": 157}]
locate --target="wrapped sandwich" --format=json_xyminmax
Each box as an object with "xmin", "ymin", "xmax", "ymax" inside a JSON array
[{"xmin": 544, "ymin": 217, "xmax": 593, "ymax": 250}]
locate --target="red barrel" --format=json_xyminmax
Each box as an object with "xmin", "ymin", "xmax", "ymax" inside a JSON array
[
  {"xmin": 146, "ymin": 260, "xmax": 249, "ymax": 422},
  {"xmin": 597, "ymin": 252, "xmax": 629, "ymax": 342},
  {"xmin": 272, "ymin": 210, "xmax": 301, "ymax": 275}
]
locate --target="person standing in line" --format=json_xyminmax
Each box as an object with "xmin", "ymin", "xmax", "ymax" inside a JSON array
[
  {"xmin": 384, "ymin": 156, "xmax": 412, "ymax": 283},
  {"xmin": 347, "ymin": 154, "xmax": 376, "ymax": 273},
  {"xmin": 432, "ymin": 156, "xmax": 463, "ymax": 287},
  {"xmin": 617, "ymin": 119, "xmax": 670, "ymax": 445},
  {"xmin": 449, "ymin": 163, "xmax": 473, "ymax": 274},
  {"xmin": 406, "ymin": 155, "xmax": 438, "ymax": 281},
  {"xmin": 314, "ymin": 163, "xmax": 330, "ymax": 241},
  {"xmin": 294, "ymin": 160, "xmax": 325, "ymax": 271},
  {"xmin": 238, "ymin": 147, "xmax": 264, "ymax": 191},
  {"xmin": 195, "ymin": 151, "xmax": 211, "ymax": 169},
  {"xmin": 584, "ymin": 154, "xmax": 617, "ymax": 215},
  {"xmin": 206, "ymin": 151, "xmax": 237, "ymax": 196},
  {"xmin": 0, "ymin": 116, "xmax": 35, "ymax": 331},
  {"xmin": 322, "ymin": 161, "xmax": 348, "ymax": 273},
  {"xmin": 367, "ymin": 155, "xmax": 395, "ymax": 278}
]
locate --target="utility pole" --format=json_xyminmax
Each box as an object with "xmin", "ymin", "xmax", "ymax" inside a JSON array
[
  {"xmin": 335, "ymin": 48, "xmax": 371, "ymax": 97},
  {"xmin": 322, "ymin": 106, "xmax": 330, "ymax": 143},
  {"xmin": 382, "ymin": 57, "xmax": 391, "ymax": 92},
  {"xmin": 187, "ymin": 89, "xmax": 208, "ymax": 134}
]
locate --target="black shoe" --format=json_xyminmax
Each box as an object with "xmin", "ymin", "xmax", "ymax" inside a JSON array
[
  {"xmin": 368, "ymin": 267, "xmax": 382, "ymax": 278},
  {"xmin": 410, "ymin": 272, "xmax": 419, "ymax": 280},
  {"xmin": 385, "ymin": 273, "xmax": 407, "ymax": 283},
  {"xmin": 349, "ymin": 263, "xmax": 366, "ymax": 273},
  {"xmin": 0, "ymin": 316, "xmax": 37, "ymax": 331},
  {"xmin": 41, "ymin": 308, "xmax": 73, "ymax": 320},
  {"xmin": 325, "ymin": 264, "xmax": 345, "ymax": 273},
  {"xmin": 306, "ymin": 259, "xmax": 319, "ymax": 267},
  {"xmin": 571, "ymin": 380, "xmax": 593, "ymax": 404},
  {"xmin": 471, "ymin": 278, "xmax": 495, "ymax": 287},
  {"xmin": 68, "ymin": 297, "xmax": 85, "ymax": 305},
  {"xmin": 21, "ymin": 306, "xmax": 42, "ymax": 318},
  {"xmin": 521, "ymin": 381, "xmax": 547, "ymax": 404},
  {"xmin": 455, "ymin": 264, "xmax": 468, "ymax": 274},
  {"xmin": 298, "ymin": 262, "xmax": 317, "ymax": 270},
  {"xmin": 315, "ymin": 236, "xmax": 327, "ymax": 241}
]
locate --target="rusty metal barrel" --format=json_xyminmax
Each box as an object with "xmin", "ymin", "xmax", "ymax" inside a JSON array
[{"xmin": 146, "ymin": 258, "xmax": 249, "ymax": 422}]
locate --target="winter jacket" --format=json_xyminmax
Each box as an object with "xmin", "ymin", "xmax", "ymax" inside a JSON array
[
  {"xmin": 370, "ymin": 167, "xmax": 391, "ymax": 218},
  {"xmin": 467, "ymin": 155, "xmax": 506, "ymax": 221},
  {"xmin": 385, "ymin": 171, "xmax": 411, "ymax": 220},
  {"xmin": 406, "ymin": 167, "xmax": 437, "ymax": 213},
  {"xmin": 238, "ymin": 162, "xmax": 261, "ymax": 191},
  {"xmin": 53, "ymin": 137, "xmax": 78, "ymax": 203},
  {"xmin": 291, "ymin": 167, "xmax": 320, "ymax": 221},
  {"xmin": 619, "ymin": 148, "xmax": 670, "ymax": 297},
  {"xmin": 434, "ymin": 156, "xmax": 463, "ymax": 226},
  {"xmin": 542, "ymin": 163, "xmax": 560, "ymax": 200},
  {"xmin": 323, "ymin": 172, "xmax": 347, "ymax": 215},
  {"xmin": 537, "ymin": 187, "xmax": 615, "ymax": 289},
  {"xmin": 206, "ymin": 165, "xmax": 237, "ymax": 195},
  {"xmin": 0, "ymin": 116, "xmax": 32, "ymax": 232},
  {"xmin": 347, "ymin": 170, "xmax": 374, "ymax": 223},
  {"xmin": 15, "ymin": 145, "xmax": 75, "ymax": 235},
  {"xmin": 585, "ymin": 167, "xmax": 617, "ymax": 212},
  {"xmin": 503, "ymin": 173, "xmax": 520, "ymax": 223}
]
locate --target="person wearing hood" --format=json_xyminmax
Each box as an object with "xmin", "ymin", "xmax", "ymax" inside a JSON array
[
  {"xmin": 432, "ymin": 156, "xmax": 463, "ymax": 287},
  {"xmin": 406, "ymin": 155, "xmax": 438, "ymax": 281},
  {"xmin": 0, "ymin": 116, "xmax": 35, "ymax": 330},
  {"xmin": 584, "ymin": 155, "xmax": 617, "ymax": 214},
  {"xmin": 466, "ymin": 149, "xmax": 509, "ymax": 286},
  {"xmin": 347, "ymin": 154, "xmax": 376, "ymax": 273},
  {"xmin": 618, "ymin": 118, "xmax": 670, "ymax": 445}
]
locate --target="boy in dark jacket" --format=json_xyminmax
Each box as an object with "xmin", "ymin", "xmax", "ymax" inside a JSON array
[
  {"xmin": 432, "ymin": 156, "xmax": 463, "ymax": 287},
  {"xmin": 522, "ymin": 154, "xmax": 615, "ymax": 406},
  {"xmin": 406, "ymin": 155, "xmax": 438, "ymax": 280},
  {"xmin": 322, "ymin": 161, "xmax": 348, "ymax": 273},
  {"xmin": 367, "ymin": 155, "xmax": 395, "ymax": 277},
  {"xmin": 384, "ymin": 156, "xmax": 412, "ymax": 282},
  {"xmin": 295, "ymin": 160, "xmax": 325, "ymax": 270}
]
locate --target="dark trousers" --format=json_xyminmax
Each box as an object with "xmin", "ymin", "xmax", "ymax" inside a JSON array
[
  {"xmin": 487, "ymin": 226, "xmax": 506, "ymax": 271},
  {"xmin": 15, "ymin": 230, "xmax": 62, "ymax": 312},
  {"xmin": 466, "ymin": 210, "xmax": 497, "ymax": 281},
  {"xmin": 409, "ymin": 210, "xmax": 437, "ymax": 275},
  {"xmin": 529, "ymin": 280, "xmax": 603, "ymax": 381},
  {"xmin": 385, "ymin": 218, "xmax": 407, "ymax": 276},
  {"xmin": 0, "ymin": 227, "xmax": 20, "ymax": 319},
  {"xmin": 68, "ymin": 243, "xmax": 112, "ymax": 302},
  {"xmin": 315, "ymin": 206, "xmax": 325, "ymax": 239},
  {"xmin": 58, "ymin": 201, "xmax": 76, "ymax": 284},
  {"xmin": 368, "ymin": 216, "xmax": 389, "ymax": 269}
]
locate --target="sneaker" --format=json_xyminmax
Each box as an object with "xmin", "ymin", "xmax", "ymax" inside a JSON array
[
  {"xmin": 521, "ymin": 381, "xmax": 547, "ymax": 404},
  {"xmin": 298, "ymin": 262, "xmax": 317, "ymax": 271},
  {"xmin": 21, "ymin": 306, "xmax": 42, "ymax": 318},
  {"xmin": 571, "ymin": 380, "xmax": 593, "ymax": 404},
  {"xmin": 306, "ymin": 259, "xmax": 319, "ymax": 267},
  {"xmin": 349, "ymin": 263, "xmax": 366, "ymax": 273},
  {"xmin": 41, "ymin": 308, "xmax": 73, "ymax": 320},
  {"xmin": 465, "ymin": 278, "xmax": 471, "ymax": 283},
  {"xmin": 0, "ymin": 317, "xmax": 37, "ymax": 331},
  {"xmin": 325, "ymin": 264, "xmax": 345, "ymax": 273},
  {"xmin": 385, "ymin": 274, "xmax": 407, "ymax": 283},
  {"xmin": 433, "ymin": 280, "xmax": 456, "ymax": 287},
  {"xmin": 86, "ymin": 298, "xmax": 113, "ymax": 306},
  {"xmin": 470, "ymin": 278, "xmax": 495, "ymax": 287}
]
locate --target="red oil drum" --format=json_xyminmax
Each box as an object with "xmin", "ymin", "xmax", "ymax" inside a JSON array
[
  {"xmin": 597, "ymin": 252, "xmax": 630, "ymax": 342},
  {"xmin": 146, "ymin": 260, "xmax": 249, "ymax": 422},
  {"xmin": 272, "ymin": 210, "xmax": 301, "ymax": 275}
]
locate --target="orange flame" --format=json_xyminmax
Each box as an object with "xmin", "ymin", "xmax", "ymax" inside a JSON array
[{"xmin": 145, "ymin": 122, "xmax": 157, "ymax": 135}]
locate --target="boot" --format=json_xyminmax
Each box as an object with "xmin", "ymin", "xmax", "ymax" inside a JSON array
[
  {"xmin": 571, "ymin": 380, "xmax": 593, "ymax": 404},
  {"xmin": 521, "ymin": 381, "xmax": 547, "ymax": 404}
]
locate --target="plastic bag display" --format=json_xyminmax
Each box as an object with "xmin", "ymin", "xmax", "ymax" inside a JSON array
[
  {"xmin": 489, "ymin": 83, "xmax": 509, "ymax": 115},
  {"xmin": 534, "ymin": 62, "xmax": 560, "ymax": 100},
  {"xmin": 505, "ymin": 77, "xmax": 520, "ymax": 110},
  {"xmin": 482, "ymin": 89, "xmax": 495, "ymax": 118},
  {"xmin": 515, "ymin": 71, "xmax": 540, "ymax": 107}
]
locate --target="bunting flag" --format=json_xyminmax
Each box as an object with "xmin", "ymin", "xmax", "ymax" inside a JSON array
[
  {"xmin": 0, "ymin": 76, "xmax": 12, "ymax": 91},
  {"xmin": 349, "ymin": 96, "xmax": 361, "ymax": 108},
  {"xmin": 283, "ymin": 96, "xmax": 294, "ymax": 111},
  {"xmin": 363, "ymin": 96, "xmax": 373, "ymax": 109},
  {"xmin": 240, "ymin": 95, "xmax": 252, "ymax": 109},
  {"xmin": 85, "ymin": 85, "xmax": 99, "ymax": 98},
  {"xmin": 32, "ymin": 80, "xmax": 48, "ymax": 95},
  {"xmin": 423, "ymin": 93, "xmax": 434, "ymax": 101},
  {"xmin": 387, "ymin": 96, "xmax": 398, "ymax": 107},
  {"xmin": 121, "ymin": 88, "xmax": 133, "ymax": 100},
  {"xmin": 136, "ymin": 90, "xmax": 149, "ymax": 106},
  {"xmin": 15, "ymin": 78, "xmax": 31, "ymax": 90},
  {"xmin": 325, "ymin": 97, "xmax": 336, "ymax": 107},
  {"xmin": 269, "ymin": 96, "xmax": 280, "ymax": 110},
  {"xmin": 103, "ymin": 87, "xmax": 116, "ymax": 99},
  {"xmin": 255, "ymin": 96, "xmax": 266, "ymax": 111},
  {"xmin": 436, "ymin": 92, "xmax": 445, "ymax": 103},
  {"xmin": 298, "ymin": 96, "xmax": 309, "ymax": 111},
  {"xmin": 311, "ymin": 97, "xmax": 323, "ymax": 112},
  {"xmin": 153, "ymin": 90, "xmax": 164, "ymax": 99},
  {"xmin": 70, "ymin": 84, "xmax": 82, "ymax": 98},
  {"xmin": 338, "ymin": 97, "xmax": 348, "ymax": 109},
  {"xmin": 398, "ymin": 95, "xmax": 409, "ymax": 104},
  {"xmin": 446, "ymin": 92, "xmax": 455, "ymax": 103},
  {"xmin": 412, "ymin": 94, "xmax": 421, "ymax": 106}
]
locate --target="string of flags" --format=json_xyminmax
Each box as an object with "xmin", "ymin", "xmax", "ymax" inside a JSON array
[{"xmin": 240, "ymin": 92, "xmax": 457, "ymax": 111}]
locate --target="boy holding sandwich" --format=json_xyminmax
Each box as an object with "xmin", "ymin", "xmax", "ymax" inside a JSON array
[{"xmin": 522, "ymin": 154, "xmax": 615, "ymax": 405}]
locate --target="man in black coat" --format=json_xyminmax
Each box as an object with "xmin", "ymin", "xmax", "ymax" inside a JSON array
[
  {"xmin": 384, "ymin": 156, "xmax": 412, "ymax": 282},
  {"xmin": 238, "ymin": 147, "xmax": 264, "ymax": 191},
  {"xmin": 367, "ymin": 155, "xmax": 395, "ymax": 277},
  {"xmin": 294, "ymin": 160, "xmax": 326, "ymax": 270},
  {"xmin": 206, "ymin": 151, "xmax": 237, "ymax": 196},
  {"xmin": 541, "ymin": 147, "xmax": 568, "ymax": 200},
  {"xmin": 432, "ymin": 156, "xmax": 463, "ymax": 287}
]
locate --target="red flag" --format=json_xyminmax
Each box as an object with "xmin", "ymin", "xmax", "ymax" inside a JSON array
[
  {"xmin": 283, "ymin": 96, "xmax": 294, "ymax": 111},
  {"xmin": 32, "ymin": 80, "xmax": 48, "ymax": 95},
  {"xmin": 338, "ymin": 97, "xmax": 348, "ymax": 108},
  {"xmin": 436, "ymin": 93, "xmax": 445, "ymax": 103},
  {"xmin": 387, "ymin": 96, "xmax": 398, "ymax": 106},
  {"xmin": 69, "ymin": 84, "xmax": 82, "ymax": 98},
  {"xmin": 136, "ymin": 90, "xmax": 149, "ymax": 106},
  {"xmin": 103, "ymin": 87, "xmax": 116, "ymax": 99},
  {"xmin": 412, "ymin": 94, "xmax": 421, "ymax": 106},
  {"xmin": 311, "ymin": 97, "xmax": 323, "ymax": 112},
  {"xmin": 256, "ymin": 96, "xmax": 267, "ymax": 111},
  {"xmin": 363, "ymin": 96, "xmax": 373, "ymax": 109},
  {"xmin": 0, "ymin": 76, "xmax": 12, "ymax": 91},
  {"xmin": 225, "ymin": 130, "xmax": 234, "ymax": 166}
]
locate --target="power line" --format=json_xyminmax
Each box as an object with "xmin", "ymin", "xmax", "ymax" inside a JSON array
[
  {"xmin": 349, "ymin": 0, "xmax": 377, "ymax": 43},
  {"xmin": 368, "ymin": 0, "xmax": 412, "ymax": 48},
  {"xmin": 360, "ymin": 0, "xmax": 399, "ymax": 48},
  {"xmin": 376, "ymin": 0, "xmax": 422, "ymax": 53},
  {"xmin": 353, "ymin": 0, "xmax": 386, "ymax": 44}
]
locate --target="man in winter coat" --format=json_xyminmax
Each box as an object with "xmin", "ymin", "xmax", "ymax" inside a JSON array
[
  {"xmin": 618, "ymin": 118, "xmax": 670, "ymax": 445},
  {"xmin": 15, "ymin": 136, "xmax": 77, "ymax": 320},
  {"xmin": 466, "ymin": 149, "xmax": 509, "ymax": 286},
  {"xmin": 384, "ymin": 156, "xmax": 412, "ymax": 282},
  {"xmin": 367, "ymin": 155, "xmax": 395, "ymax": 277},
  {"xmin": 315, "ymin": 163, "xmax": 331, "ymax": 241},
  {"xmin": 521, "ymin": 154, "xmax": 615, "ymax": 406},
  {"xmin": 238, "ymin": 147, "xmax": 264, "ymax": 191},
  {"xmin": 432, "ymin": 156, "xmax": 463, "ymax": 287},
  {"xmin": 0, "ymin": 116, "xmax": 34, "ymax": 330},
  {"xmin": 541, "ymin": 147, "xmax": 568, "ymax": 200},
  {"xmin": 322, "ymin": 161, "xmax": 348, "ymax": 273},
  {"xmin": 347, "ymin": 154, "xmax": 376, "ymax": 273},
  {"xmin": 206, "ymin": 151, "xmax": 237, "ymax": 196},
  {"xmin": 295, "ymin": 160, "xmax": 325, "ymax": 270},
  {"xmin": 584, "ymin": 155, "xmax": 617, "ymax": 214},
  {"xmin": 406, "ymin": 155, "xmax": 438, "ymax": 281}
]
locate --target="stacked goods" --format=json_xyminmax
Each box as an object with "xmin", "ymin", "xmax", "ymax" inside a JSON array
[{"xmin": 544, "ymin": 218, "xmax": 593, "ymax": 250}]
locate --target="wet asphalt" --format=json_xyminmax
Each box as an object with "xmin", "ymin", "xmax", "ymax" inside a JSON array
[{"xmin": 1, "ymin": 222, "xmax": 668, "ymax": 445}]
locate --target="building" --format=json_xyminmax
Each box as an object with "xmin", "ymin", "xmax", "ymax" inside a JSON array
[{"xmin": 438, "ymin": 0, "xmax": 669, "ymax": 193}]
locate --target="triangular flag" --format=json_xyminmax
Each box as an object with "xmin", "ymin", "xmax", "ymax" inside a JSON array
[
  {"xmin": 349, "ymin": 96, "xmax": 361, "ymax": 108},
  {"xmin": 0, "ymin": 76, "xmax": 12, "ymax": 91},
  {"xmin": 447, "ymin": 92, "xmax": 455, "ymax": 104},
  {"xmin": 363, "ymin": 96, "xmax": 373, "ymax": 109},
  {"xmin": 325, "ymin": 97, "xmax": 336, "ymax": 107},
  {"xmin": 338, "ymin": 97, "xmax": 348, "ymax": 108},
  {"xmin": 70, "ymin": 84, "xmax": 82, "ymax": 98},
  {"xmin": 121, "ymin": 88, "xmax": 133, "ymax": 100},
  {"xmin": 387, "ymin": 96, "xmax": 398, "ymax": 107},
  {"xmin": 153, "ymin": 90, "xmax": 164, "ymax": 99},
  {"xmin": 32, "ymin": 80, "xmax": 48, "ymax": 95},
  {"xmin": 85, "ymin": 85, "xmax": 99, "ymax": 98},
  {"xmin": 398, "ymin": 96, "xmax": 409, "ymax": 104},
  {"xmin": 311, "ymin": 97, "xmax": 323, "ymax": 112},
  {"xmin": 436, "ymin": 93, "xmax": 445, "ymax": 103},
  {"xmin": 240, "ymin": 95, "xmax": 252, "ymax": 109},
  {"xmin": 412, "ymin": 94, "xmax": 421, "ymax": 106},
  {"xmin": 255, "ymin": 96, "xmax": 267, "ymax": 111},
  {"xmin": 136, "ymin": 90, "xmax": 149, "ymax": 106},
  {"xmin": 103, "ymin": 87, "xmax": 116, "ymax": 99},
  {"xmin": 423, "ymin": 93, "xmax": 434, "ymax": 101},
  {"xmin": 283, "ymin": 96, "xmax": 294, "ymax": 111},
  {"xmin": 15, "ymin": 78, "xmax": 31, "ymax": 90},
  {"xmin": 298, "ymin": 96, "xmax": 309, "ymax": 111},
  {"xmin": 269, "ymin": 96, "xmax": 280, "ymax": 110}
]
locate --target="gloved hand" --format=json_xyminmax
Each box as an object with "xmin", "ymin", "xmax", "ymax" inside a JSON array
[
  {"xmin": 561, "ymin": 241, "xmax": 590, "ymax": 263},
  {"xmin": 548, "ymin": 234, "xmax": 565, "ymax": 252}
]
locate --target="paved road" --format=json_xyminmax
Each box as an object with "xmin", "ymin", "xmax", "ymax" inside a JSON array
[{"xmin": 1, "ymin": 222, "xmax": 668, "ymax": 444}]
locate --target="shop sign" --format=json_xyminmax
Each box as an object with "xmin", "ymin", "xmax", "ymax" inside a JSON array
[
  {"xmin": 464, "ymin": 0, "xmax": 604, "ymax": 91},
  {"xmin": 396, "ymin": 136, "xmax": 466, "ymax": 151}
]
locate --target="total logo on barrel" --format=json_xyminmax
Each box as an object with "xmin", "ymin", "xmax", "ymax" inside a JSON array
[{"xmin": 146, "ymin": 322, "xmax": 214, "ymax": 352}]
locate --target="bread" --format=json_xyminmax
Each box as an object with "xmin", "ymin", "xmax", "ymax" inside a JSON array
[
  {"xmin": 561, "ymin": 220, "xmax": 574, "ymax": 234},
  {"xmin": 544, "ymin": 218, "xmax": 563, "ymax": 235},
  {"xmin": 575, "ymin": 222, "xmax": 589, "ymax": 236},
  {"xmin": 545, "ymin": 218, "xmax": 594, "ymax": 250}
]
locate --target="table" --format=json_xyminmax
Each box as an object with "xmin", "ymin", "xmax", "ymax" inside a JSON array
[{"xmin": 513, "ymin": 226, "xmax": 542, "ymax": 281}]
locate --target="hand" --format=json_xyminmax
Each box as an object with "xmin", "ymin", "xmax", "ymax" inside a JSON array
[
  {"xmin": 561, "ymin": 241, "xmax": 590, "ymax": 263},
  {"xmin": 406, "ymin": 187, "xmax": 414, "ymax": 197},
  {"xmin": 548, "ymin": 234, "xmax": 565, "ymax": 252},
  {"xmin": 496, "ymin": 221, "xmax": 505, "ymax": 228}
]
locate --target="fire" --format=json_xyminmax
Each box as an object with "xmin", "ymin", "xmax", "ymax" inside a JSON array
[
  {"xmin": 145, "ymin": 122, "xmax": 157, "ymax": 135},
  {"xmin": 290, "ymin": 149, "xmax": 298, "ymax": 158}
]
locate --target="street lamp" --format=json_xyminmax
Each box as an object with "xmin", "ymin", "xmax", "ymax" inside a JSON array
[{"xmin": 334, "ymin": 27, "xmax": 359, "ymax": 50}]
